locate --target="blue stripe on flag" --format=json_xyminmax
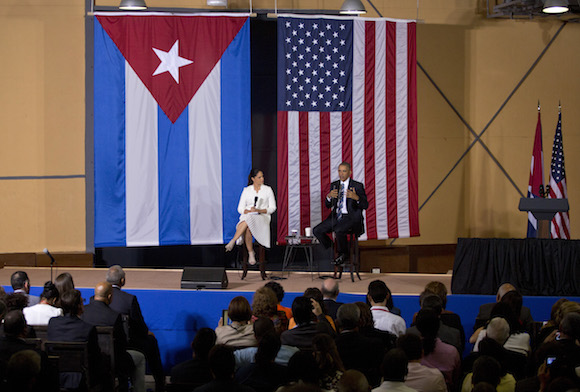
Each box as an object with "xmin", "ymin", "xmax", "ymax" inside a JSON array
[
  {"xmin": 220, "ymin": 20, "xmax": 252, "ymax": 242},
  {"xmin": 158, "ymin": 108, "xmax": 191, "ymax": 245},
  {"xmin": 94, "ymin": 20, "xmax": 127, "ymax": 247}
]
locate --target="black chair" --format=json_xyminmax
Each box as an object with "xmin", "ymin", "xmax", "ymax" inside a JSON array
[
  {"xmin": 31, "ymin": 325, "xmax": 49, "ymax": 350},
  {"xmin": 95, "ymin": 326, "xmax": 116, "ymax": 389},
  {"xmin": 333, "ymin": 230, "xmax": 361, "ymax": 282},
  {"xmin": 45, "ymin": 341, "xmax": 91, "ymax": 391}
]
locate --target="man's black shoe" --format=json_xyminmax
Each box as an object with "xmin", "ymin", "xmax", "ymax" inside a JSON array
[{"xmin": 333, "ymin": 253, "xmax": 347, "ymax": 266}]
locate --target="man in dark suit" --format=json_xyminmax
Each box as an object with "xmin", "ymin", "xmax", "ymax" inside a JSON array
[
  {"xmin": 313, "ymin": 162, "xmax": 368, "ymax": 265},
  {"xmin": 321, "ymin": 278, "xmax": 343, "ymax": 321},
  {"xmin": 82, "ymin": 281, "xmax": 145, "ymax": 392},
  {"xmin": 280, "ymin": 296, "xmax": 335, "ymax": 349},
  {"xmin": 10, "ymin": 271, "xmax": 40, "ymax": 307},
  {"xmin": 106, "ymin": 265, "xmax": 165, "ymax": 392},
  {"xmin": 474, "ymin": 283, "xmax": 534, "ymax": 331}
]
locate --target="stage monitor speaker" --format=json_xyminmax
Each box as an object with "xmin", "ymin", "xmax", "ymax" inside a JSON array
[{"xmin": 181, "ymin": 267, "xmax": 228, "ymax": 289}]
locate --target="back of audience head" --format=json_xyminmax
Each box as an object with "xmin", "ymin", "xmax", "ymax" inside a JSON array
[
  {"xmin": 304, "ymin": 287, "xmax": 326, "ymax": 314},
  {"xmin": 228, "ymin": 296, "xmax": 252, "ymax": 322},
  {"xmin": 336, "ymin": 303, "xmax": 360, "ymax": 331},
  {"xmin": 94, "ymin": 281, "xmax": 113, "ymax": 303},
  {"xmin": 106, "ymin": 264, "xmax": 126, "ymax": 286},
  {"xmin": 60, "ymin": 289, "xmax": 83, "ymax": 316},
  {"xmin": 500, "ymin": 290, "xmax": 523, "ymax": 321},
  {"xmin": 255, "ymin": 332, "xmax": 281, "ymax": 366},
  {"xmin": 7, "ymin": 350, "xmax": 41, "ymax": 391},
  {"xmin": 253, "ymin": 286, "xmax": 278, "ymax": 318},
  {"xmin": 490, "ymin": 301, "xmax": 518, "ymax": 332},
  {"xmin": 367, "ymin": 280, "xmax": 388, "ymax": 305},
  {"xmin": 254, "ymin": 316, "xmax": 276, "ymax": 340},
  {"xmin": 192, "ymin": 328, "xmax": 216, "ymax": 360},
  {"xmin": 321, "ymin": 279, "xmax": 339, "ymax": 300},
  {"xmin": 560, "ymin": 312, "xmax": 580, "ymax": 341},
  {"xmin": 381, "ymin": 348, "xmax": 408, "ymax": 382},
  {"xmin": 472, "ymin": 382, "xmax": 497, "ymax": 392},
  {"xmin": 10, "ymin": 271, "xmax": 30, "ymax": 291},
  {"xmin": 208, "ymin": 345, "xmax": 235, "ymax": 380},
  {"xmin": 40, "ymin": 281, "xmax": 59, "ymax": 305},
  {"xmin": 54, "ymin": 272, "xmax": 75, "ymax": 296},
  {"xmin": 472, "ymin": 355, "xmax": 502, "ymax": 387},
  {"xmin": 420, "ymin": 293, "xmax": 443, "ymax": 316},
  {"xmin": 4, "ymin": 309, "xmax": 27, "ymax": 337},
  {"xmin": 477, "ymin": 337, "xmax": 508, "ymax": 375},
  {"xmin": 555, "ymin": 301, "xmax": 580, "ymax": 326},
  {"xmin": 312, "ymin": 333, "xmax": 344, "ymax": 374},
  {"xmin": 287, "ymin": 350, "xmax": 319, "ymax": 385},
  {"xmin": 397, "ymin": 333, "xmax": 423, "ymax": 361},
  {"xmin": 496, "ymin": 283, "xmax": 516, "ymax": 302},
  {"xmin": 292, "ymin": 296, "xmax": 314, "ymax": 325},
  {"xmin": 485, "ymin": 316, "xmax": 510, "ymax": 345},
  {"xmin": 415, "ymin": 308, "xmax": 439, "ymax": 355},
  {"xmin": 424, "ymin": 281, "xmax": 448, "ymax": 309},
  {"xmin": 354, "ymin": 302, "xmax": 373, "ymax": 329},
  {"xmin": 5, "ymin": 293, "xmax": 29, "ymax": 311},
  {"xmin": 337, "ymin": 369, "xmax": 370, "ymax": 392},
  {"xmin": 265, "ymin": 281, "xmax": 285, "ymax": 304}
]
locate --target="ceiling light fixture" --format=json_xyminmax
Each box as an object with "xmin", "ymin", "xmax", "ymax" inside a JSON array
[
  {"xmin": 542, "ymin": 0, "xmax": 569, "ymax": 13},
  {"xmin": 119, "ymin": 0, "xmax": 147, "ymax": 10},
  {"xmin": 340, "ymin": 0, "xmax": 367, "ymax": 15}
]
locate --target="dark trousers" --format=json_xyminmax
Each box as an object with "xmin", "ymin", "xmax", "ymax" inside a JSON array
[{"xmin": 313, "ymin": 213, "xmax": 358, "ymax": 255}]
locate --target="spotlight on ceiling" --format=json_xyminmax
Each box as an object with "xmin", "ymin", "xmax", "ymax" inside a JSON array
[
  {"xmin": 542, "ymin": 0, "xmax": 569, "ymax": 13},
  {"xmin": 119, "ymin": 0, "xmax": 147, "ymax": 10},
  {"xmin": 340, "ymin": 0, "xmax": 367, "ymax": 15},
  {"xmin": 207, "ymin": 0, "xmax": 228, "ymax": 6}
]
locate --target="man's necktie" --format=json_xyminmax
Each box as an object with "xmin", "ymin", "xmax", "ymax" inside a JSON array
[{"xmin": 337, "ymin": 183, "xmax": 344, "ymax": 220}]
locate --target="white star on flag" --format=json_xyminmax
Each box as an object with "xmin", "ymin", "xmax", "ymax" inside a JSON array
[{"xmin": 152, "ymin": 40, "xmax": 193, "ymax": 84}]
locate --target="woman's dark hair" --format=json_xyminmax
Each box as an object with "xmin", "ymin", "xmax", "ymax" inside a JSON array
[
  {"xmin": 40, "ymin": 281, "xmax": 59, "ymax": 302},
  {"xmin": 264, "ymin": 281, "xmax": 285, "ymax": 303},
  {"xmin": 192, "ymin": 328, "xmax": 216, "ymax": 360},
  {"xmin": 472, "ymin": 356, "xmax": 502, "ymax": 387},
  {"xmin": 60, "ymin": 289, "xmax": 83, "ymax": 315},
  {"xmin": 313, "ymin": 333, "xmax": 344, "ymax": 377},
  {"xmin": 490, "ymin": 302, "xmax": 520, "ymax": 333},
  {"xmin": 248, "ymin": 168, "xmax": 263, "ymax": 185},
  {"xmin": 54, "ymin": 273, "xmax": 75, "ymax": 296},
  {"xmin": 415, "ymin": 309, "xmax": 439, "ymax": 356},
  {"xmin": 355, "ymin": 301, "xmax": 374, "ymax": 329},
  {"xmin": 227, "ymin": 296, "xmax": 253, "ymax": 322}
]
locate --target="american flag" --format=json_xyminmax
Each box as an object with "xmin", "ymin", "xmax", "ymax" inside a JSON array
[
  {"xmin": 527, "ymin": 112, "xmax": 545, "ymax": 238},
  {"xmin": 276, "ymin": 15, "xmax": 419, "ymax": 243},
  {"xmin": 549, "ymin": 111, "xmax": 570, "ymax": 239}
]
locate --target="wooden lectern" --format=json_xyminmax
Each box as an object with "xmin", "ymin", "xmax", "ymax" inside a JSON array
[{"xmin": 518, "ymin": 198, "xmax": 569, "ymax": 239}]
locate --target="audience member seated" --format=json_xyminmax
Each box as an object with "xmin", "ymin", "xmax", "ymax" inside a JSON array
[
  {"xmin": 280, "ymin": 350, "xmax": 320, "ymax": 390},
  {"xmin": 253, "ymin": 286, "xmax": 288, "ymax": 334},
  {"xmin": 280, "ymin": 296, "xmax": 334, "ymax": 349},
  {"xmin": 235, "ymin": 332, "xmax": 288, "ymax": 392},
  {"xmin": 397, "ymin": 334, "xmax": 446, "ymax": 392},
  {"xmin": 54, "ymin": 272, "xmax": 75, "ymax": 308},
  {"xmin": 22, "ymin": 281, "xmax": 63, "ymax": 326},
  {"xmin": 5, "ymin": 349, "xmax": 42, "ymax": 392},
  {"xmin": 372, "ymin": 348, "xmax": 416, "ymax": 392},
  {"xmin": 288, "ymin": 288, "xmax": 336, "ymax": 331},
  {"xmin": 171, "ymin": 327, "xmax": 216, "ymax": 388},
  {"xmin": 235, "ymin": 317, "xmax": 299, "ymax": 369},
  {"xmin": 106, "ymin": 264, "xmax": 165, "ymax": 392},
  {"xmin": 355, "ymin": 301, "xmax": 397, "ymax": 353},
  {"xmin": 265, "ymin": 281, "xmax": 293, "ymax": 320},
  {"xmin": 408, "ymin": 293, "xmax": 462, "ymax": 353},
  {"xmin": 335, "ymin": 303, "xmax": 384, "ymax": 388},
  {"xmin": 471, "ymin": 301, "xmax": 531, "ymax": 356},
  {"xmin": 537, "ymin": 300, "xmax": 580, "ymax": 348},
  {"xmin": 415, "ymin": 309, "xmax": 461, "ymax": 391},
  {"xmin": 312, "ymin": 333, "xmax": 344, "ymax": 391},
  {"xmin": 216, "ymin": 296, "xmax": 258, "ymax": 348},
  {"xmin": 47, "ymin": 289, "xmax": 106, "ymax": 390},
  {"xmin": 423, "ymin": 281, "xmax": 465, "ymax": 344},
  {"xmin": 322, "ymin": 278, "xmax": 344, "ymax": 321},
  {"xmin": 4, "ymin": 293, "xmax": 29, "ymax": 312},
  {"xmin": 367, "ymin": 280, "xmax": 406, "ymax": 337},
  {"xmin": 464, "ymin": 319, "xmax": 527, "ymax": 380},
  {"xmin": 461, "ymin": 355, "xmax": 515, "ymax": 392},
  {"xmin": 10, "ymin": 271, "xmax": 40, "ymax": 307},
  {"xmin": 337, "ymin": 369, "xmax": 371, "ymax": 392},
  {"xmin": 193, "ymin": 345, "xmax": 255, "ymax": 392},
  {"xmin": 474, "ymin": 284, "xmax": 533, "ymax": 332},
  {"xmin": 82, "ymin": 281, "xmax": 145, "ymax": 392}
]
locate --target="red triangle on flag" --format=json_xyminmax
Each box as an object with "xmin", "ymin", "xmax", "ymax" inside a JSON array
[{"xmin": 96, "ymin": 15, "xmax": 248, "ymax": 123}]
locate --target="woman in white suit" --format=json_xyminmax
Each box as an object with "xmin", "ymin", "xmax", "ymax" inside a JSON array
[{"xmin": 225, "ymin": 169, "xmax": 276, "ymax": 266}]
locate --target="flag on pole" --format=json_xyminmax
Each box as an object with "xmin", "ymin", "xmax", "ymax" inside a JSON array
[
  {"xmin": 276, "ymin": 15, "xmax": 419, "ymax": 243},
  {"xmin": 527, "ymin": 111, "xmax": 545, "ymax": 238},
  {"xmin": 549, "ymin": 110, "xmax": 570, "ymax": 239},
  {"xmin": 93, "ymin": 13, "xmax": 251, "ymax": 247}
]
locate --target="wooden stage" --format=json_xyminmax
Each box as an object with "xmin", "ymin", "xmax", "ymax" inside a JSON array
[{"xmin": 0, "ymin": 266, "xmax": 452, "ymax": 295}]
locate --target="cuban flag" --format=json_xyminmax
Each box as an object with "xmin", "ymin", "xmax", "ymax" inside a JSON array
[{"xmin": 94, "ymin": 13, "xmax": 251, "ymax": 247}]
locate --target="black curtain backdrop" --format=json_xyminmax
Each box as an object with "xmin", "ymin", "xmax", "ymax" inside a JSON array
[
  {"xmin": 97, "ymin": 17, "xmax": 280, "ymax": 268},
  {"xmin": 451, "ymin": 238, "xmax": 580, "ymax": 296}
]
